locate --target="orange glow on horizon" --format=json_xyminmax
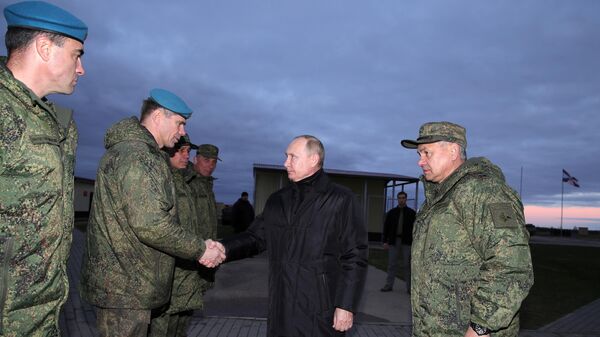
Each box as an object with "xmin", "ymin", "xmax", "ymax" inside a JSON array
[{"xmin": 524, "ymin": 205, "xmax": 600, "ymax": 229}]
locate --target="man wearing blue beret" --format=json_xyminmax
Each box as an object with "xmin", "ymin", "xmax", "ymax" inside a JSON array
[
  {"xmin": 0, "ymin": 1, "xmax": 87, "ymax": 336},
  {"xmin": 80, "ymin": 89, "xmax": 226, "ymax": 337}
]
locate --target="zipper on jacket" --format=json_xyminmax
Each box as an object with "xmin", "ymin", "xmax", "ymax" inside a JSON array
[
  {"xmin": 0, "ymin": 237, "xmax": 15, "ymax": 334},
  {"xmin": 455, "ymin": 285, "xmax": 462, "ymax": 328}
]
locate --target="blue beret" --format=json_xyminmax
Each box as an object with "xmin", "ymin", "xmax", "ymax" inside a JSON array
[
  {"xmin": 4, "ymin": 1, "xmax": 88, "ymax": 43},
  {"xmin": 149, "ymin": 88, "xmax": 193, "ymax": 119}
]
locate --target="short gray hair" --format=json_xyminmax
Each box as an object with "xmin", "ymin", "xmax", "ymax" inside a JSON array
[
  {"xmin": 458, "ymin": 144, "xmax": 467, "ymax": 160},
  {"xmin": 294, "ymin": 135, "xmax": 325, "ymax": 167},
  {"xmin": 440, "ymin": 141, "xmax": 467, "ymax": 160}
]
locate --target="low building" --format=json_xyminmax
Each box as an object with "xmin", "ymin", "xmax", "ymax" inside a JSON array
[
  {"xmin": 74, "ymin": 177, "xmax": 95, "ymax": 219},
  {"xmin": 253, "ymin": 164, "xmax": 419, "ymax": 241}
]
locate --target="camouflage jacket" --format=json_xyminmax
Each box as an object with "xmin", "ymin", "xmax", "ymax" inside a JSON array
[
  {"xmin": 80, "ymin": 117, "xmax": 205, "ymax": 309},
  {"xmin": 187, "ymin": 167, "xmax": 218, "ymax": 286},
  {"xmin": 188, "ymin": 169, "xmax": 217, "ymax": 239},
  {"xmin": 0, "ymin": 58, "xmax": 77, "ymax": 336},
  {"xmin": 166, "ymin": 167, "xmax": 213, "ymax": 313},
  {"xmin": 411, "ymin": 157, "xmax": 534, "ymax": 337}
]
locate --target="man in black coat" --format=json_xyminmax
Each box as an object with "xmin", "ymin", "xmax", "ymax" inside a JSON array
[
  {"xmin": 221, "ymin": 135, "xmax": 368, "ymax": 337},
  {"xmin": 232, "ymin": 191, "xmax": 255, "ymax": 233},
  {"xmin": 380, "ymin": 191, "xmax": 416, "ymax": 293}
]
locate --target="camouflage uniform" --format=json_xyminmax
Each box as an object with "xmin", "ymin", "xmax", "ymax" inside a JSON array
[
  {"xmin": 80, "ymin": 117, "xmax": 206, "ymax": 333},
  {"xmin": 411, "ymin": 157, "xmax": 534, "ymax": 337},
  {"xmin": 190, "ymin": 171, "xmax": 218, "ymax": 240},
  {"xmin": 0, "ymin": 57, "xmax": 77, "ymax": 336},
  {"xmin": 149, "ymin": 166, "xmax": 214, "ymax": 337}
]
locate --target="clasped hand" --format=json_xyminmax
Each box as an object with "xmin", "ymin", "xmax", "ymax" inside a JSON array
[{"xmin": 198, "ymin": 239, "xmax": 226, "ymax": 268}]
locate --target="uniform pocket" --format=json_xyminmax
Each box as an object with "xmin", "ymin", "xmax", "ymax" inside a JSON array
[
  {"xmin": 29, "ymin": 134, "xmax": 63, "ymax": 146},
  {"xmin": 433, "ymin": 264, "xmax": 478, "ymax": 332}
]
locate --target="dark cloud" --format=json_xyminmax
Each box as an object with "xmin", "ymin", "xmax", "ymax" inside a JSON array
[{"xmin": 2, "ymin": 0, "xmax": 599, "ymax": 227}]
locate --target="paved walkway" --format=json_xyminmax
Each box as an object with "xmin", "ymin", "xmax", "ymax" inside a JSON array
[{"xmin": 59, "ymin": 227, "xmax": 600, "ymax": 336}]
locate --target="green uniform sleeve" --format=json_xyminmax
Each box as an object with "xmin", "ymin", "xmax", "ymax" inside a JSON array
[
  {"xmin": 0, "ymin": 103, "xmax": 24, "ymax": 176},
  {"xmin": 466, "ymin": 184, "xmax": 534, "ymax": 331},
  {"xmin": 120, "ymin": 155, "xmax": 205, "ymax": 260}
]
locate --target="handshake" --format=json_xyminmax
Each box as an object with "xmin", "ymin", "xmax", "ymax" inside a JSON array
[{"xmin": 198, "ymin": 239, "xmax": 226, "ymax": 268}]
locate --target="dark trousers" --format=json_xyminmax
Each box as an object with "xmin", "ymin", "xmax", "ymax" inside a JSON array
[{"xmin": 385, "ymin": 243, "xmax": 411, "ymax": 291}]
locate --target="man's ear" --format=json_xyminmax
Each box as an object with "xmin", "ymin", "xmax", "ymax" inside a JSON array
[
  {"xmin": 450, "ymin": 143, "xmax": 460, "ymax": 160},
  {"xmin": 150, "ymin": 108, "xmax": 163, "ymax": 125},
  {"xmin": 35, "ymin": 35, "xmax": 52, "ymax": 62},
  {"xmin": 310, "ymin": 153, "xmax": 320, "ymax": 167}
]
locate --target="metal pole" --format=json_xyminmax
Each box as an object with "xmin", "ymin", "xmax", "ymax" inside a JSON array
[
  {"xmin": 391, "ymin": 181, "xmax": 396, "ymax": 212},
  {"xmin": 415, "ymin": 180, "xmax": 420, "ymax": 211},
  {"xmin": 560, "ymin": 177, "xmax": 564, "ymax": 237},
  {"xmin": 519, "ymin": 166, "xmax": 523, "ymax": 197}
]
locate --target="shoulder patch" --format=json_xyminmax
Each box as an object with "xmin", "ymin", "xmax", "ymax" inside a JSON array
[{"xmin": 489, "ymin": 203, "xmax": 519, "ymax": 228}]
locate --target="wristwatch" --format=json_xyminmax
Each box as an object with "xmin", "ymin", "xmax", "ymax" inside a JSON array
[{"xmin": 470, "ymin": 322, "xmax": 491, "ymax": 336}]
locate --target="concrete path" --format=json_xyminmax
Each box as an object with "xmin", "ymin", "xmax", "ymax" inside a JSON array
[{"xmin": 59, "ymin": 227, "xmax": 600, "ymax": 336}]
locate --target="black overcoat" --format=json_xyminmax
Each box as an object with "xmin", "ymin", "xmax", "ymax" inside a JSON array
[
  {"xmin": 381, "ymin": 206, "xmax": 416, "ymax": 245},
  {"xmin": 222, "ymin": 170, "xmax": 368, "ymax": 337}
]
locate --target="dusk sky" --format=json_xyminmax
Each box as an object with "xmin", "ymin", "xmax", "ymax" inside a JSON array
[{"xmin": 2, "ymin": 1, "xmax": 599, "ymax": 229}]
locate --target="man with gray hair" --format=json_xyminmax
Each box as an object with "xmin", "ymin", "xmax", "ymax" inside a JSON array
[
  {"xmin": 220, "ymin": 135, "xmax": 368, "ymax": 337},
  {"xmin": 401, "ymin": 122, "xmax": 533, "ymax": 337}
]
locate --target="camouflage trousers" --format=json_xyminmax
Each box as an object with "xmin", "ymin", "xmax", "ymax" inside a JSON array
[
  {"xmin": 148, "ymin": 310, "xmax": 193, "ymax": 337},
  {"xmin": 96, "ymin": 308, "xmax": 151, "ymax": 337}
]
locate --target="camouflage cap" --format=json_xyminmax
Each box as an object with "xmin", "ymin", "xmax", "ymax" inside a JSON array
[
  {"xmin": 401, "ymin": 121, "xmax": 467, "ymax": 149},
  {"xmin": 196, "ymin": 144, "xmax": 221, "ymax": 161}
]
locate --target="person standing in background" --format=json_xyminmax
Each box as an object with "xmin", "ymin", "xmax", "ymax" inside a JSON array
[
  {"xmin": 232, "ymin": 191, "xmax": 255, "ymax": 233},
  {"xmin": 380, "ymin": 191, "xmax": 415, "ymax": 294}
]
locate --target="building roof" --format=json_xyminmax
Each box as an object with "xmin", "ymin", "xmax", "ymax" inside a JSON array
[
  {"xmin": 75, "ymin": 176, "xmax": 95, "ymax": 184},
  {"xmin": 253, "ymin": 163, "xmax": 419, "ymax": 183}
]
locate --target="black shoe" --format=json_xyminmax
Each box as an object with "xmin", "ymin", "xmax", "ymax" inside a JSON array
[{"xmin": 380, "ymin": 285, "xmax": 392, "ymax": 292}]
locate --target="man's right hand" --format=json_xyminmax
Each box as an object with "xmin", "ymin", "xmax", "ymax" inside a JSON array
[
  {"xmin": 198, "ymin": 239, "xmax": 226, "ymax": 268},
  {"xmin": 383, "ymin": 243, "xmax": 389, "ymax": 250}
]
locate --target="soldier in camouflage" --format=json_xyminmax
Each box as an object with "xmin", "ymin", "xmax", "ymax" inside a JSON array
[
  {"xmin": 80, "ymin": 89, "xmax": 225, "ymax": 337},
  {"xmin": 187, "ymin": 144, "xmax": 221, "ymax": 302},
  {"xmin": 401, "ymin": 122, "xmax": 534, "ymax": 337},
  {"xmin": 149, "ymin": 136, "xmax": 216, "ymax": 337},
  {"xmin": 191, "ymin": 144, "xmax": 221, "ymax": 241},
  {"xmin": 0, "ymin": 2, "xmax": 87, "ymax": 336}
]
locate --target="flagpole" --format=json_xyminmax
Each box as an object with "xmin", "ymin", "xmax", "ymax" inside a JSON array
[
  {"xmin": 519, "ymin": 166, "xmax": 523, "ymax": 197},
  {"xmin": 560, "ymin": 174, "xmax": 564, "ymax": 237}
]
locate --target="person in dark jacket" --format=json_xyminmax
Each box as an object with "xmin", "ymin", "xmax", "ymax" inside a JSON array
[
  {"xmin": 231, "ymin": 191, "xmax": 255, "ymax": 233},
  {"xmin": 380, "ymin": 191, "xmax": 416, "ymax": 293},
  {"xmin": 220, "ymin": 135, "xmax": 368, "ymax": 337}
]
